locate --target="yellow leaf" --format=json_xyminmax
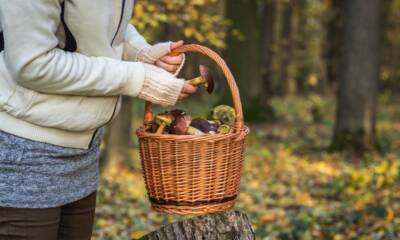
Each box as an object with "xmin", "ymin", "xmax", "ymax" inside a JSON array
[
  {"xmin": 134, "ymin": 4, "xmax": 144, "ymax": 18},
  {"xmin": 295, "ymin": 192, "xmax": 314, "ymax": 207},
  {"xmin": 183, "ymin": 27, "xmax": 194, "ymax": 38},
  {"xmin": 260, "ymin": 209, "xmax": 286, "ymax": 223},
  {"xmin": 131, "ymin": 230, "xmax": 145, "ymax": 239},
  {"xmin": 376, "ymin": 175, "xmax": 385, "ymax": 188},
  {"xmin": 307, "ymin": 74, "xmax": 318, "ymax": 86},
  {"xmin": 192, "ymin": 0, "xmax": 205, "ymax": 5},
  {"xmin": 334, "ymin": 235, "xmax": 345, "ymax": 240},
  {"xmin": 386, "ymin": 208, "xmax": 395, "ymax": 222},
  {"xmin": 353, "ymin": 199, "xmax": 366, "ymax": 210}
]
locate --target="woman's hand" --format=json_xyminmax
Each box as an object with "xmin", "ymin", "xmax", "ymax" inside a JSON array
[
  {"xmin": 155, "ymin": 41, "xmax": 185, "ymax": 75},
  {"xmin": 135, "ymin": 40, "xmax": 185, "ymax": 75},
  {"xmin": 157, "ymin": 41, "xmax": 195, "ymax": 99},
  {"xmin": 136, "ymin": 40, "xmax": 196, "ymax": 102},
  {"xmin": 179, "ymin": 82, "xmax": 197, "ymax": 100},
  {"xmin": 138, "ymin": 64, "xmax": 197, "ymax": 106}
]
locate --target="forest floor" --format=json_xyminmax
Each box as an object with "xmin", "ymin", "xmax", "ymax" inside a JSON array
[{"xmin": 93, "ymin": 94, "xmax": 400, "ymax": 240}]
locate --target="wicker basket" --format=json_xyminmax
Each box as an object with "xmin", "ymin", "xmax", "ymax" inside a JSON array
[{"xmin": 136, "ymin": 44, "xmax": 249, "ymax": 215}]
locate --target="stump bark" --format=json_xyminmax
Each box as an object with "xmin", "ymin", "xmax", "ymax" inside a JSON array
[{"xmin": 138, "ymin": 211, "xmax": 255, "ymax": 240}]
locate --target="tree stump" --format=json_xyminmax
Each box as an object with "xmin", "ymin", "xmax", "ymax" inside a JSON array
[{"xmin": 138, "ymin": 211, "xmax": 255, "ymax": 240}]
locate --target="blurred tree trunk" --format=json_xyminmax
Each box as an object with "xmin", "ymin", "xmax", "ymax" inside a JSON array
[
  {"xmin": 325, "ymin": 0, "xmax": 344, "ymax": 91},
  {"xmin": 272, "ymin": 1, "xmax": 284, "ymax": 95},
  {"xmin": 332, "ymin": 0, "xmax": 382, "ymax": 152},
  {"xmin": 281, "ymin": 0, "xmax": 299, "ymax": 96},
  {"xmin": 138, "ymin": 211, "xmax": 255, "ymax": 240},
  {"xmin": 261, "ymin": 0, "xmax": 275, "ymax": 96},
  {"xmin": 103, "ymin": 97, "xmax": 133, "ymax": 170},
  {"xmin": 226, "ymin": 0, "xmax": 261, "ymax": 103},
  {"xmin": 296, "ymin": 4, "xmax": 308, "ymax": 95}
]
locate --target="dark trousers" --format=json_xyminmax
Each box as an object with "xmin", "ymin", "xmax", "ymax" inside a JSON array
[{"xmin": 0, "ymin": 192, "xmax": 96, "ymax": 240}]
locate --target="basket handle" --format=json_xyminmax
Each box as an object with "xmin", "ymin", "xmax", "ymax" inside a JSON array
[{"xmin": 143, "ymin": 44, "xmax": 244, "ymax": 131}]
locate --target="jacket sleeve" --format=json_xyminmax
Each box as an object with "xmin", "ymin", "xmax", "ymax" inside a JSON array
[
  {"xmin": 0, "ymin": 0, "xmax": 145, "ymax": 97},
  {"xmin": 123, "ymin": 24, "xmax": 152, "ymax": 61}
]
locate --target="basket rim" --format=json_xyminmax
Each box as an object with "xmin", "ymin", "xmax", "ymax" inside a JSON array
[{"xmin": 136, "ymin": 125, "xmax": 249, "ymax": 141}]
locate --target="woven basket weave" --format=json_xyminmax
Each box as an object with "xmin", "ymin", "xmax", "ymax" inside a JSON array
[{"xmin": 136, "ymin": 44, "xmax": 249, "ymax": 215}]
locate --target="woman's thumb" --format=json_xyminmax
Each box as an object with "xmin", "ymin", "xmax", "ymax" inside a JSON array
[{"xmin": 170, "ymin": 40, "xmax": 184, "ymax": 50}]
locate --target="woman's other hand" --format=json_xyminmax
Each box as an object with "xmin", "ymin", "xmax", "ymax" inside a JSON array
[
  {"xmin": 155, "ymin": 41, "xmax": 185, "ymax": 75},
  {"xmin": 136, "ymin": 41, "xmax": 185, "ymax": 75}
]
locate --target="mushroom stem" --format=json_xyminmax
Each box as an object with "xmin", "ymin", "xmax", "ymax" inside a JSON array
[
  {"xmin": 186, "ymin": 126, "xmax": 205, "ymax": 135},
  {"xmin": 186, "ymin": 76, "xmax": 206, "ymax": 86},
  {"xmin": 154, "ymin": 113, "xmax": 174, "ymax": 134},
  {"xmin": 185, "ymin": 65, "xmax": 215, "ymax": 94},
  {"xmin": 156, "ymin": 124, "xmax": 166, "ymax": 134}
]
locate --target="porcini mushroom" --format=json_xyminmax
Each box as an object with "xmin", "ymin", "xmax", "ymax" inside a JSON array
[
  {"xmin": 170, "ymin": 115, "xmax": 191, "ymax": 135},
  {"xmin": 169, "ymin": 108, "xmax": 186, "ymax": 118},
  {"xmin": 186, "ymin": 65, "xmax": 215, "ymax": 94},
  {"xmin": 154, "ymin": 113, "xmax": 174, "ymax": 134},
  {"xmin": 170, "ymin": 115, "xmax": 205, "ymax": 135}
]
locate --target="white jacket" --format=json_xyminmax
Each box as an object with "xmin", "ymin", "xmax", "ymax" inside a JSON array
[{"xmin": 0, "ymin": 0, "xmax": 182, "ymax": 149}]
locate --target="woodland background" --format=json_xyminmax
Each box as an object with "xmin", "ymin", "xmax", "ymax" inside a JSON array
[{"xmin": 95, "ymin": 0, "xmax": 400, "ymax": 239}]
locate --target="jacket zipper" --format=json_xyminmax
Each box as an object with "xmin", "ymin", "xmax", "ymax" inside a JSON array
[
  {"xmin": 111, "ymin": 0, "xmax": 126, "ymax": 46},
  {"xmin": 89, "ymin": 0, "xmax": 126, "ymax": 147}
]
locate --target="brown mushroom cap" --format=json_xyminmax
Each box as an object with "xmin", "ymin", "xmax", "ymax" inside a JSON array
[
  {"xmin": 169, "ymin": 109, "xmax": 186, "ymax": 118},
  {"xmin": 199, "ymin": 65, "xmax": 215, "ymax": 94},
  {"xmin": 170, "ymin": 115, "xmax": 192, "ymax": 135},
  {"xmin": 190, "ymin": 118, "xmax": 218, "ymax": 133}
]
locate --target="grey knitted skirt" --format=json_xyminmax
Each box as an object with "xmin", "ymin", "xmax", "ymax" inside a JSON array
[{"xmin": 0, "ymin": 129, "xmax": 103, "ymax": 208}]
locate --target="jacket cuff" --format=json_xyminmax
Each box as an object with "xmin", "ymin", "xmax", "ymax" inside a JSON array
[
  {"xmin": 124, "ymin": 62, "xmax": 146, "ymax": 97},
  {"xmin": 138, "ymin": 64, "xmax": 184, "ymax": 106}
]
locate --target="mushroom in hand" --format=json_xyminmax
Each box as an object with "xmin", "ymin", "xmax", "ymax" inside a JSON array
[{"xmin": 186, "ymin": 65, "xmax": 215, "ymax": 94}]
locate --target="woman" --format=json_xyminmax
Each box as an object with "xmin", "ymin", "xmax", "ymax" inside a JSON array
[{"xmin": 0, "ymin": 0, "xmax": 196, "ymax": 239}]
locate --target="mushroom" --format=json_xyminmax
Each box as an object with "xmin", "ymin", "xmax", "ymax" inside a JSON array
[
  {"xmin": 170, "ymin": 115, "xmax": 204, "ymax": 135},
  {"xmin": 154, "ymin": 113, "xmax": 174, "ymax": 134},
  {"xmin": 190, "ymin": 118, "xmax": 219, "ymax": 134},
  {"xmin": 186, "ymin": 65, "xmax": 215, "ymax": 94},
  {"xmin": 169, "ymin": 108, "xmax": 186, "ymax": 118},
  {"xmin": 207, "ymin": 120, "xmax": 220, "ymax": 131},
  {"xmin": 147, "ymin": 122, "xmax": 159, "ymax": 133},
  {"xmin": 217, "ymin": 124, "xmax": 231, "ymax": 134},
  {"xmin": 186, "ymin": 126, "xmax": 205, "ymax": 135},
  {"xmin": 209, "ymin": 105, "xmax": 236, "ymax": 127}
]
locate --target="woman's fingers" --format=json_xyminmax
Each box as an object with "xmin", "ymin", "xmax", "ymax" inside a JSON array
[
  {"xmin": 179, "ymin": 83, "xmax": 198, "ymax": 100},
  {"xmin": 154, "ymin": 41, "xmax": 184, "ymax": 73},
  {"xmin": 181, "ymin": 83, "xmax": 197, "ymax": 94},
  {"xmin": 179, "ymin": 93, "xmax": 189, "ymax": 100},
  {"xmin": 159, "ymin": 55, "xmax": 183, "ymax": 65},
  {"xmin": 170, "ymin": 40, "xmax": 184, "ymax": 50},
  {"xmin": 156, "ymin": 55, "xmax": 184, "ymax": 74},
  {"xmin": 155, "ymin": 60, "xmax": 179, "ymax": 73}
]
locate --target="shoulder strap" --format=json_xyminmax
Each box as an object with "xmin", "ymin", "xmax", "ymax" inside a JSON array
[
  {"xmin": 0, "ymin": 31, "xmax": 4, "ymax": 51},
  {"xmin": 61, "ymin": 1, "xmax": 77, "ymax": 52}
]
